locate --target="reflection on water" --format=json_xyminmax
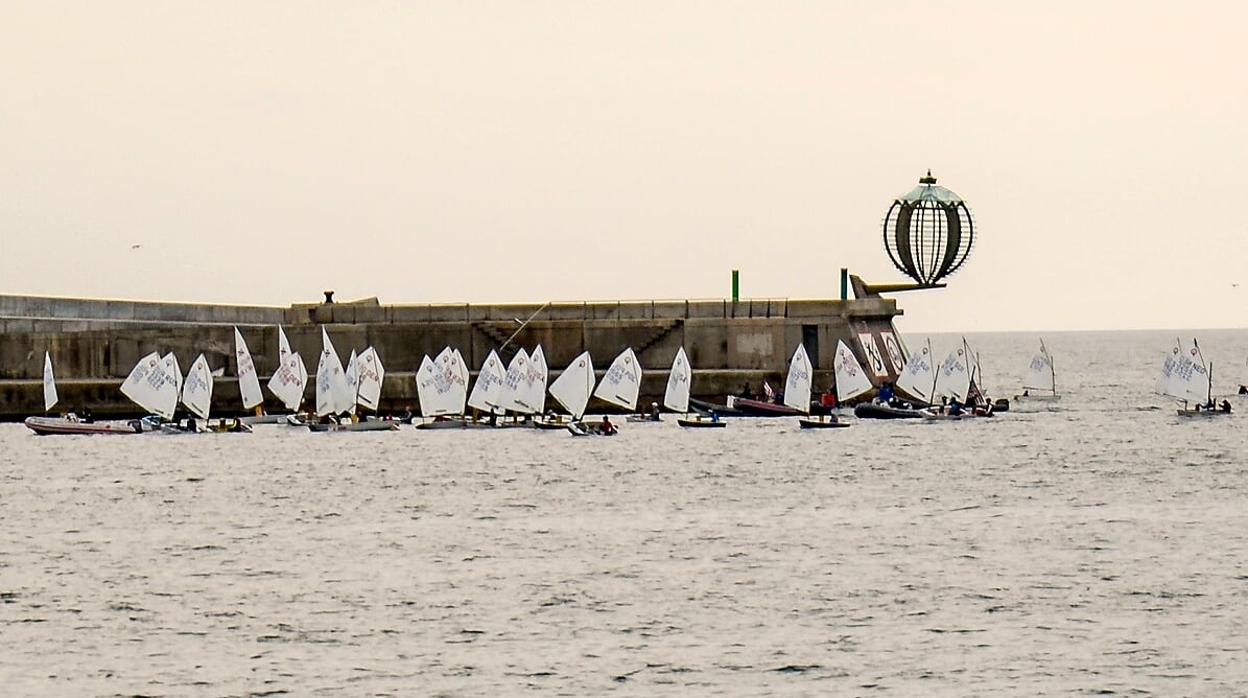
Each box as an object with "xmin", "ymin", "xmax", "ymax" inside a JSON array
[{"xmin": 2, "ymin": 330, "xmax": 1247, "ymax": 695}]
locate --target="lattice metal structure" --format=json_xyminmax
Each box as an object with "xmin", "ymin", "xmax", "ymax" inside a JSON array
[{"xmin": 882, "ymin": 171, "xmax": 975, "ymax": 285}]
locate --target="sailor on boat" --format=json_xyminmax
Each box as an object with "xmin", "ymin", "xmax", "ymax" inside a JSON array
[
  {"xmin": 1221, "ymin": 399, "xmax": 1233, "ymax": 413},
  {"xmin": 876, "ymin": 381, "xmax": 896, "ymax": 406},
  {"xmin": 1239, "ymin": 385, "xmax": 1247, "ymax": 395},
  {"xmin": 599, "ymin": 415, "xmax": 618, "ymax": 435},
  {"xmin": 820, "ymin": 387, "xmax": 837, "ymax": 410}
]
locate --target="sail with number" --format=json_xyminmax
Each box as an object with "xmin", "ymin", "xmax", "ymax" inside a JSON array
[
  {"xmin": 592, "ymin": 348, "xmax": 641, "ymax": 411},
  {"xmin": 936, "ymin": 344, "xmax": 972, "ymax": 401},
  {"xmin": 550, "ymin": 351, "xmax": 595, "ymax": 419},
  {"xmin": 316, "ymin": 328, "xmax": 353, "ymax": 416},
  {"xmin": 525, "ymin": 346, "xmax": 548, "ymax": 414},
  {"xmin": 355, "ymin": 347, "xmax": 384, "ymax": 412},
  {"xmin": 416, "ymin": 347, "xmax": 468, "ymax": 416},
  {"xmin": 163, "ymin": 353, "xmax": 182, "ymax": 398},
  {"xmin": 499, "ymin": 348, "xmax": 532, "ymax": 413},
  {"xmin": 1022, "ymin": 339, "xmax": 1057, "ymax": 395},
  {"xmin": 121, "ymin": 351, "xmax": 179, "ymax": 419},
  {"xmin": 896, "ymin": 339, "xmax": 934, "ymax": 403},
  {"xmin": 1163, "ymin": 339, "xmax": 1210, "ymax": 404},
  {"xmin": 234, "ymin": 328, "xmax": 264, "ymax": 410},
  {"xmin": 782, "ymin": 344, "xmax": 813, "ymax": 413},
  {"xmin": 181, "ymin": 354, "xmax": 214, "ymax": 419},
  {"xmin": 664, "ymin": 347, "xmax": 692, "ymax": 413},
  {"xmin": 43, "ymin": 351, "xmax": 58, "ymax": 412},
  {"xmin": 344, "ymin": 349, "xmax": 359, "ymax": 414},
  {"xmin": 268, "ymin": 351, "xmax": 306, "ymax": 411},
  {"xmin": 1156, "ymin": 337, "xmax": 1183, "ymax": 396},
  {"xmin": 467, "ymin": 350, "xmax": 507, "ymax": 414},
  {"xmin": 834, "ymin": 340, "xmax": 874, "ymax": 403},
  {"xmin": 278, "ymin": 326, "xmax": 292, "ymax": 363}
]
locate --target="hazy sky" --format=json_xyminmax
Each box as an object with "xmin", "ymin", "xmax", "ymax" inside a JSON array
[{"xmin": 2, "ymin": 1, "xmax": 1245, "ymax": 332}]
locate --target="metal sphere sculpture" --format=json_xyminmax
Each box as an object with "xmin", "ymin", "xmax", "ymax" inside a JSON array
[{"xmin": 882, "ymin": 171, "xmax": 975, "ymax": 285}]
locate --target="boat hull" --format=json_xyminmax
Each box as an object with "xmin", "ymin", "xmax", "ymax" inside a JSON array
[
  {"xmin": 1176, "ymin": 409, "xmax": 1231, "ymax": 418},
  {"xmin": 625, "ymin": 415, "xmax": 662, "ymax": 423},
  {"xmin": 413, "ymin": 417, "xmax": 495, "ymax": 430},
  {"xmin": 676, "ymin": 418, "xmax": 726, "ymax": 428},
  {"xmin": 307, "ymin": 420, "xmax": 400, "ymax": 432},
  {"xmin": 730, "ymin": 397, "xmax": 805, "ymax": 417},
  {"xmin": 239, "ymin": 414, "xmax": 296, "ymax": 425},
  {"xmin": 853, "ymin": 403, "xmax": 926, "ymax": 420},
  {"xmin": 24, "ymin": 416, "xmax": 149, "ymax": 435},
  {"xmin": 798, "ymin": 418, "xmax": 849, "ymax": 429}
]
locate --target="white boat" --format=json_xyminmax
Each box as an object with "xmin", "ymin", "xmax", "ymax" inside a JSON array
[
  {"xmin": 593, "ymin": 348, "xmax": 642, "ymax": 412},
  {"xmin": 413, "ymin": 347, "xmax": 481, "ymax": 429},
  {"xmin": 895, "ymin": 339, "xmax": 935, "ymax": 405},
  {"xmin": 467, "ymin": 349, "xmax": 508, "ymax": 418},
  {"xmin": 355, "ymin": 346, "xmax": 385, "ymax": 413},
  {"xmin": 25, "ymin": 415, "xmax": 156, "ymax": 435},
  {"xmin": 525, "ymin": 346, "xmax": 549, "ymax": 416},
  {"xmin": 790, "ymin": 343, "xmax": 848, "ymax": 429},
  {"xmin": 833, "ymin": 339, "xmax": 873, "ymax": 405},
  {"xmin": 1015, "ymin": 339, "xmax": 1060, "ymax": 403},
  {"xmin": 344, "ymin": 349, "xmax": 359, "ymax": 415},
  {"xmin": 315, "ymin": 328, "xmax": 354, "ymax": 418},
  {"xmin": 180, "ymin": 353, "xmax": 214, "ymax": 421},
  {"xmin": 550, "ymin": 350, "xmax": 614, "ymax": 434},
  {"xmin": 120, "ymin": 351, "xmax": 179, "ymax": 420},
  {"xmin": 234, "ymin": 328, "xmax": 266, "ymax": 413},
  {"xmin": 666, "ymin": 347, "xmax": 725, "ymax": 428},
  {"xmin": 935, "ymin": 342, "xmax": 972, "ymax": 404},
  {"xmin": 1160, "ymin": 338, "xmax": 1227, "ymax": 417}
]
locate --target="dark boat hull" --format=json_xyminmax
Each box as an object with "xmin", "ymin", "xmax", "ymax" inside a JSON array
[
  {"xmin": 854, "ymin": 403, "xmax": 926, "ymax": 420},
  {"xmin": 798, "ymin": 418, "xmax": 850, "ymax": 429},
  {"xmin": 676, "ymin": 418, "xmax": 726, "ymax": 428}
]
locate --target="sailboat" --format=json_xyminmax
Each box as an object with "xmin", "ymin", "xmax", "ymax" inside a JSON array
[
  {"xmin": 593, "ymin": 348, "xmax": 642, "ymax": 414},
  {"xmin": 1162, "ymin": 338, "xmax": 1228, "ymax": 417},
  {"xmin": 923, "ymin": 341, "xmax": 973, "ymax": 420},
  {"xmin": 121, "ymin": 351, "xmax": 179, "ymax": 421},
  {"xmin": 24, "ymin": 351, "xmax": 149, "ymax": 435},
  {"xmin": 1015, "ymin": 339, "xmax": 1060, "ymax": 403},
  {"xmin": 235, "ymin": 327, "xmax": 288, "ymax": 425},
  {"xmin": 413, "ymin": 346, "xmax": 478, "ymax": 429},
  {"xmin": 466, "ymin": 349, "xmax": 508, "ymax": 424},
  {"xmin": 309, "ymin": 331, "xmax": 397, "ymax": 431},
  {"xmin": 794, "ymin": 343, "xmax": 850, "ymax": 429},
  {"xmin": 667, "ymin": 347, "xmax": 723, "ymax": 428},
  {"xmin": 175, "ymin": 353, "xmax": 214, "ymax": 429},
  {"xmin": 547, "ymin": 351, "xmax": 601, "ymax": 435},
  {"xmin": 857, "ymin": 338, "xmax": 930, "ymax": 419},
  {"xmin": 497, "ymin": 348, "xmax": 537, "ymax": 426}
]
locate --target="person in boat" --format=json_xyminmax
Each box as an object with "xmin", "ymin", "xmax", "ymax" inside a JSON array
[
  {"xmin": 740, "ymin": 384, "xmax": 756, "ymax": 400},
  {"xmin": 1220, "ymin": 399, "xmax": 1232, "ymax": 413},
  {"xmin": 600, "ymin": 415, "xmax": 617, "ymax": 435},
  {"xmin": 877, "ymin": 381, "xmax": 895, "ymax": 405},
  {"xmin": 947, "ymin": 398, "xmax": 963, "ymax": 416},
  {"xmin": 1240, "ymin": 385, "xmax": 1248, "ymax": 395},
  {"xmin": 820, "ymin": 387, "xmax": 837, "ymax": 410},
  {"xmin": 185, "ymin": 416, "xmax": 198, "ymax": 432},
  {"xmin": 649, "ymin": 402, "xmax": 661, "ymax": 420},
  {"xmin": 81, "ymin": 406, "xmax": 94, "ymax": 423},
  {"xmin": 710, "ymin": 410, "xmax": 719, "ymax": 423},
  {"xmin": 1022, "ymin": 389, "xmax": 1030, "ymax": 397}
]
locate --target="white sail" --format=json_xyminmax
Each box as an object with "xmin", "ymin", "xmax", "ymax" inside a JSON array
[
  {"xmin": 499, "ymin": 348, "xmax": 532, "ymax": 413},
  {"xmin": 268, "ymin": 351, "xmax": 306, "ymax": 411},
  {"xmin": 592, "ymin": 348, "xmax": 641, "ymax": 411},
  {"xmin": 278, "ymin": 325, "xmax": 292, "ymax": 363},
  {"xmin": 664, "ymin": 347, "xmax": 691, "ymax": 413},
  {"xmin": 935, "ymin": 345, "xmax": 972, "ymax": 401},
  {"xmin": 344, "ymin": 349, "xmax": 359, "ymax": 414},
  {"xmin": 525, "ymin": 345, "xmax": 548, "ymax": 414},
  {"xmin": 549, "ymin": 351, "xmax": 595, "ymax": 419},
  {"xmin": 416, "ymin": 347, "xmax": 467, "ymax": 416},
  {"xmin": 834, "ymin": 340, "xmax": 874, "ymax": 403},
  {"xmin": 1167, "ymin": 340, "xmax": 1211, "ymax": 404},
  {"xmin": 895, "ymin": 339, "xmax": 934, "ymax": 402},
  {"xmin": 43, "ymin": 351, "xmax": 58, "ymax": 412},
  {"xmin": 467, "ymin": 350, "xmax": 507, "ymax": 414},
  {"xmin": 121, "ymin": 351, "xmax": 178, "ymax": 419},
  {"xmin": 782, "ymin": 344, "xmax": 813, "ymax": 412},
  {"xmin": 164, "ymin": 353, "xmax": 182, "ymax": 398},
  {"xmin": 1156, "ymin": 337, "xmax": 1183, "ymax": 396},
  {"xmin": 181, "ymin": 353, "xmax": 214, "ymax": 419},
  {"xmin": 316, "ymin": 328, "xmax": 353, "ymax": 416},
  {"xmin": 1022, "ymin": 340, "xmax": 1056, "ymax": 394},
  {"xmin": 234, "ymin": 328, "xmax": 264, "ymax": 409},
  {"xmin": 355, "ymin": 347, "xmax": 384, "ymax": 412}
]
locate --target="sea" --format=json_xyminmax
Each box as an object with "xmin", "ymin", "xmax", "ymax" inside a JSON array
[{"xmin": 2, "ymin": 329, "xmax": 1247, "ymax": 696}]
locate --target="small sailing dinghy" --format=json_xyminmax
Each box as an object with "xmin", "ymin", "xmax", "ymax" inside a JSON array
[
  {"xmin": 1015, "ymin": 339, "xmax": 1060, "ymax": 402},
  {"xmin": 547, "ymin": 351, "xmax": 607, "ymax": 435},
  {"xmin": 857, "ymin": 339, "xmax": 931, "ymax": 419},
  {"xmin": 795, "ymin": 343, "xmax": 850, "ymax": 429},
  {"xmin": 667, "ymin": 347, "xmax": 724, "ymax": 428},
  {"xmin": 414, "ymin": 347, "xmax": 480, "ymax": 429},
  {"xmin": 497, "ymin": 348, "xmax": 540, "ymax": 427},
  {"xmin": 309, "ymin": 331, "xmax": 398, "ymax": 432},
  {"xmin": 923, "ymin": 342, "xmax": 972, "ymax": 420},
  {"xmin": 24, "ymin": 352, "xmax": 150, "ymax": 435},
  {"xmin": 465, "ymin": 349, "xmax": 508, "ymax": 426},
  {"xmin": 233, "ymin": 327, "xmax": 283, "ymax": 424},
  {"xmin": 1162, "ymin": 338, "xmax": 1229, "ymax": 417}
]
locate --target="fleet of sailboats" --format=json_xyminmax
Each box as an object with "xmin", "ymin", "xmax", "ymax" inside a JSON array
[{"xmin": 22, "ymin": 329, "xmax": 1239, "ymax": 436}]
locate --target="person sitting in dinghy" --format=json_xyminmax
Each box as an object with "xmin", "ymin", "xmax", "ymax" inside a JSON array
[
  {"xmin": 947, "ymin": 398, "xmax": 964, "ymax": 416},
  {"xmin": 600, "ymin": 415, "xmax": 617, "ymax": 435},
  {"xmin": 877, "ymin": 382, "xmax": 895, "ymax": 406},
  {"xmin": 1239, "ymin": 385, "xmax": 1248, "ymax": 395},
  {"xmin": 1220, "ymin": 399, "xmax": 1232, "ymax": 413}
]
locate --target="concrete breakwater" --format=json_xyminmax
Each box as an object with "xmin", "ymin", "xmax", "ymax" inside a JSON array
[{"xmin": 0, "ymin": 294, "xmax": 906, "ymax": 420}]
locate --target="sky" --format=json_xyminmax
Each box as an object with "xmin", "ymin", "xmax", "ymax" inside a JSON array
[{"xmin": 2, "ymin": 1, "xmax": 1246, "ymax": 332}]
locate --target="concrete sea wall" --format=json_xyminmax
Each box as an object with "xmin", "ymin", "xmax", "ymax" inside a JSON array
[{"xmin": 0, "ymin": 294, "xmax": 908, "ymax": 419}]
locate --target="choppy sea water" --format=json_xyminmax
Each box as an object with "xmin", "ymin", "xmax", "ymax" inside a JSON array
[{"xmin": 2, "ymin": 329, "xmax": 1247, "ymax": 696}]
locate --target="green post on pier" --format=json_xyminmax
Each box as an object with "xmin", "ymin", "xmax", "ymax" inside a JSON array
[
  {"xmin": 731, "ymin": 269, "xmax": 739, "ymax": 302},
  {"xmin": 840, "ymin": 268, "xmax": 848, "ymax": 301}
]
